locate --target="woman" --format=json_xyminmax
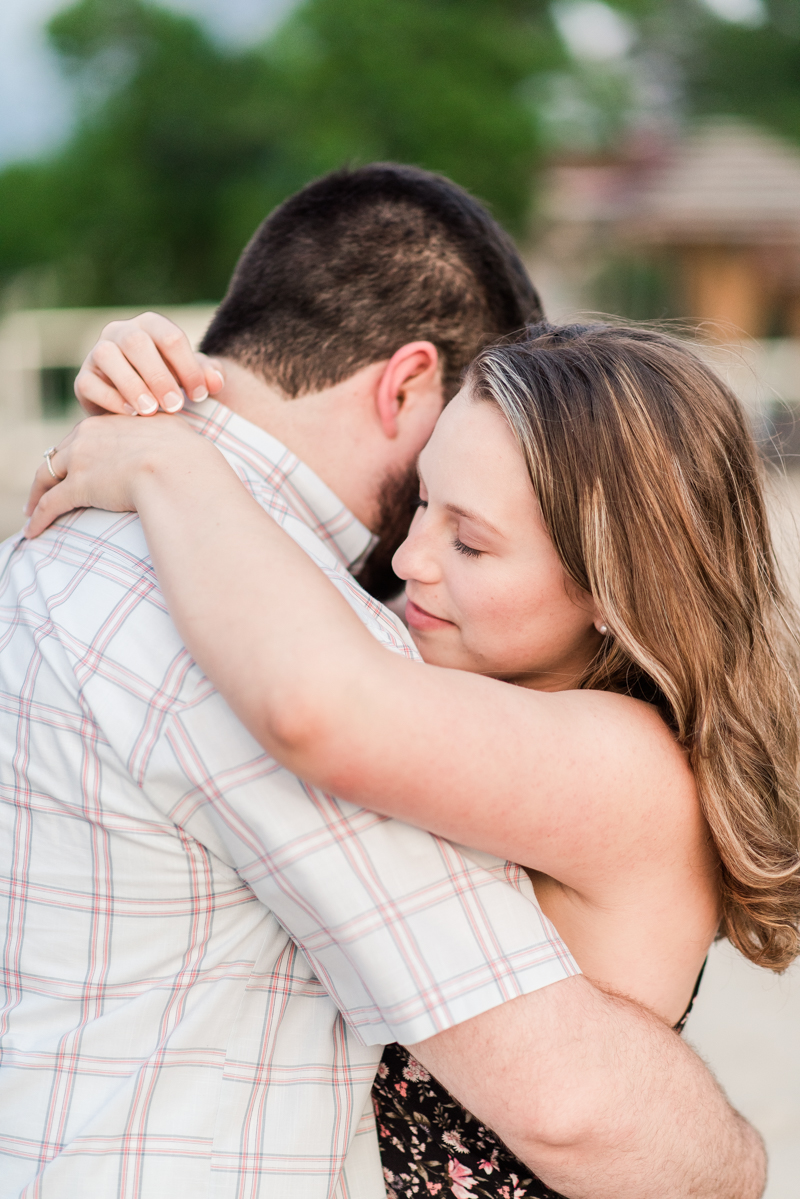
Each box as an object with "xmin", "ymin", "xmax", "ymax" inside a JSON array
[{"xmin": 25, "ymin": 322, "xmax": 800, "ymax": 1198}]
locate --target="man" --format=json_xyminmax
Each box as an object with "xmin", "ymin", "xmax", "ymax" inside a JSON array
[{"xmin": 1, "ymin": 165, "xmax": 764, "ymax": 1198}]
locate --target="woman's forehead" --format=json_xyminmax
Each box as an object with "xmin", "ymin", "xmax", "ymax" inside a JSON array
[
  {"xmin": 420, "ymin": 393, "xmax": 537, "ymax": 520},
  {"xmin": 427, "ymin": 390, "xmax": 513, "ymax": 455}
]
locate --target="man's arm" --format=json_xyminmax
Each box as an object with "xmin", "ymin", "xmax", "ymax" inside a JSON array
[{"xmin": 413, "ymin": 974, "xmax": 764, "ymax": 1199}]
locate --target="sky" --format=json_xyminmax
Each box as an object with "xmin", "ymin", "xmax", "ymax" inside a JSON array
[{"xmin": 0, "ymin": 0, "xmax": 766, "ymax": 168}]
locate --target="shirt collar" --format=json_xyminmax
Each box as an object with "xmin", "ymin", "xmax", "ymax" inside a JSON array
[{"xmin": 183, "ymin": 400, "xmax": 376, "ymax": 571}]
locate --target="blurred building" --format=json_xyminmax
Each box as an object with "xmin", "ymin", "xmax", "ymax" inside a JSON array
[{"xmin": 536, "ymin": 118, "xmax": 800, "ymax": 341}]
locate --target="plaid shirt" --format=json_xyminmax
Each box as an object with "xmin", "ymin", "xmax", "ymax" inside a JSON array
[{"xmin": 0, "ymin": 400, "xmax": 577, "ymax": 1199}]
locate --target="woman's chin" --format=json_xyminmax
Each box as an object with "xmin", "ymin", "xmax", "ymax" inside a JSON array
[
  {"xmin": 408, "ymin": 626, "xmax": 433, "ymax": 657},
  {"xmin": 410, "ymin": 631, "xmax": 478, "ymax": 672},
  {"xmin": 403, "ymin": 604, "xmax": 482, "ymax": 670},
  {"xmin": 407, "ymin": 626, "xmax": 446, "ymax": 663}
]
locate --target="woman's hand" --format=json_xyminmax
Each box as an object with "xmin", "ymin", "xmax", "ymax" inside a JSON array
[
  {"xmin": 24, "ymin": 413, "xmax": 209, "ymax": 537},
  {"xmin": 75, "ymin": 312, "xmax": 225, "ymax": 416}
]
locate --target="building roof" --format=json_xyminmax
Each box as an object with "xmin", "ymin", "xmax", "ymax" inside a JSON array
[
  {"xmin": 542, "ymin": 119, "xmax": 800, "ymax": 248},
  {"xmin": 635, "ymin": 119, "xmax": 800, "ymax": 245}
]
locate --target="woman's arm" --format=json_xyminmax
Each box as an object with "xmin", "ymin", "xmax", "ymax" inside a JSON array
[{"xmin": 25, "ymin": 415, "xmax": 695, "ymax": 900}]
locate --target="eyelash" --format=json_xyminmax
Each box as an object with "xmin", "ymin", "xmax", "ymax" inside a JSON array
[
  {"xmin": 453, "ymin": 538, "xmax": 483, "ymax": 559},
  {"xmin": 414, "ymin": 499, "xmax": 482, "ymax": 558}
]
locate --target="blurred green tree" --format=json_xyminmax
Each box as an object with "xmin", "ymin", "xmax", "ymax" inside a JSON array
[
  {"xmin": 7, "ymin": 0, "xmax": 797, "ymax": 311},
  {"xmin": 684, "ymin": 0, "xmax": 800, "ymax": 144},
  {"xmin": 270, "ymin": 0, "xmax": 562, "ymax": 234},
  {"xmin": 0, "ymin": 0, "xmax": 293, "ymax": 306},
  {"xmin": 0, "ymin": 0, "xmax": 564, "ymax": 307}
]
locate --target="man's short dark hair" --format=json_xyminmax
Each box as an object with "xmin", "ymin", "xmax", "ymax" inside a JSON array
[{"xmin": 201, "ymin": 163, "xmax": 543, "ymax": 398}]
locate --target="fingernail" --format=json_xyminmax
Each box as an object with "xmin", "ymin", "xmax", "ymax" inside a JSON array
[
  {"xmin": 22, "ymin": 520, "xmax": 30, "ymax": 537},
  {"xmin": 123, "ymin": 403, "xmax": 138, "ymax": 416},
  {"xmin": 22, "ymin": 503, "xmax": 30, "ymax": 516},
  {"xmin": 163, "ymin": 391, "xmax": 184, "ymax": 413},
  {"xmin": 138, "ymin": 395, "xmax": 159, "ymax": 415},
  {"xmin": 209, "ymin": 368, "xmax": 225, "ymax": 389},
  {"xmin": 191, "ymin": 386, "xmax": 209, "ymax": 402}
]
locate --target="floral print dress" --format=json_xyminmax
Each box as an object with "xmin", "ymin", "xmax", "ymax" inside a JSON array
[
  {"xmin": 373, "ymin": 963, "xmax": 706, "ymax": 1198},
  {"xmin": 373, "ymin": 1041, "xmax": 564, "ymax": 1199}
]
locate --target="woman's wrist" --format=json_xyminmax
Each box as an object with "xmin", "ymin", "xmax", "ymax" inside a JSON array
[
  {"xmin": 24, "ymin": 412, "xmax": 237, "ymax": 539},
  {"xmin": 126, "ymin": 421, "xmax": 222, "ymax": 509},
  {"xmin": 129, "ymin": 434, "xmax": 253, "ymax": 549}
]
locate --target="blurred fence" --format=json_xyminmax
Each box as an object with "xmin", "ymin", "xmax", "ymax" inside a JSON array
[{"xmin": 0, "ymin": 305, "xmax": 215, "ymax": 538}]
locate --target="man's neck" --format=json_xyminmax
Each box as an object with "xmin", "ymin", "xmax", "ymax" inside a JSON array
[
  {"xmin": 212, "ymin": 358, "xmax": 290, "ymax": 432},
  {"xmin": 210, "ymin": 358, "xmax": 387, "ymax": 532}
]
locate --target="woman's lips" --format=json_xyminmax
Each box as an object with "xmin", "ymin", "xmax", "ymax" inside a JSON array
[{"xmin": 404, "ymin": 598, "xmax": 454, "ymax": 632}]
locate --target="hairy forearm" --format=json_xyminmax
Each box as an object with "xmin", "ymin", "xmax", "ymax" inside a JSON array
[{"xmin": 412, "ymin": 977, "xmax": 765, "ymax": 1199}]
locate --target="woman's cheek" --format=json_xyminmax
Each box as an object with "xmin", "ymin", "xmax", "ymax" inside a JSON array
[{"xmin": 459, "ymin": 584, "xmax": 520, "ymax": 656}]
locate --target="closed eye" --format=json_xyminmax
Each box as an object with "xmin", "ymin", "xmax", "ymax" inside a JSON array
[{"xmin": 453, "ymin": 537, "xmax": 483, "ymax": 558}]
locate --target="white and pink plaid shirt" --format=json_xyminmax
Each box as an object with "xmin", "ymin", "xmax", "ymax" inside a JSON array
[{"xmin": 0, "ymin": 400, "xmax": 577, "ymax": 1199}]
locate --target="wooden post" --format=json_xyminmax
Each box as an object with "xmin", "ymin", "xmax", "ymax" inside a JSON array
[{"xmin": 681, "ymin": 246, "xmax": 768, "ymax": 339}]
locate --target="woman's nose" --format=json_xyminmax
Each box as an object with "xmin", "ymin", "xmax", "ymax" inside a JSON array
[{"xmin": 392, "ymin": 513, "xmax": 440, "ymax": 584}]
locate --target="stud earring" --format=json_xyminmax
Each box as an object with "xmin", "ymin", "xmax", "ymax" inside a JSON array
[{"xmin": 599, "ymin": 624, "xmax": 608, "ymax": 635}]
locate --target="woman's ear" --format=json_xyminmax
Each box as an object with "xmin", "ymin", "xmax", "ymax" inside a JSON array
[{"xmin": 375, "ymin": 342, "xmax": 440, "ymax": 439}]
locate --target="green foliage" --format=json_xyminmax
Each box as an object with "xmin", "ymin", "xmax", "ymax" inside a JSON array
[
  {"xmin": 0, "ymin": 0, "xmax": 564, "ymax": 307},
  {"xmin": 591, "ymin": 253, "xmax": 680, "ymax": 322},
  {"xmin": 5, "ymin": 0, "xmax": 800, "ymax": 309},
  {"xmin": 684, "ymin": 1, "xmax": 800, "ymax": 145},
  {"xmin": 269, "ymin": 0, "xmax": 561, "ymax": 233},
  {"xmin": 1, "ymin": 0, "xmax": 293, "ymax": 305}
]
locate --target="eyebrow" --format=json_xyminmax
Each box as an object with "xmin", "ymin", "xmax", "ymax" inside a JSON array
[
  {"xmin": 444, "ymin": 503, "xmax": 504, "ymax": 540},
  {"xmin": 416, "ymin": 463, "xmax": 505, "ymax": 540}
]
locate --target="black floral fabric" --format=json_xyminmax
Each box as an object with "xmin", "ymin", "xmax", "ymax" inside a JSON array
[{"xmin": 373, "ymin": 1041, "xmax": 565, "ymax": 1198}]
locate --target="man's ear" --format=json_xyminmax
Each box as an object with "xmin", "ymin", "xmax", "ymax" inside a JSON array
[{"xmin": 375, "ymin": 342, "xmax": 440, "ymax": 439}]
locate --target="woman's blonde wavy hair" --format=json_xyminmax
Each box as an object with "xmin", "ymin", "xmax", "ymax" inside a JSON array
[{"xmin": 467, "ymin": 321, "xmax": 800, "ymax": 972}]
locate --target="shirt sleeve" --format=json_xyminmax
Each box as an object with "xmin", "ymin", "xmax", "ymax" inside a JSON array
[{"xmin": 140, "ymin": 678, "xmax": 578, "ymax": 1048}]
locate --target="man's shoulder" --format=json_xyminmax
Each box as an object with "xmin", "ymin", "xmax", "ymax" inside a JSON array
[
  {"xmin": 3, "ymin": 508, "xmax": 154, "ymax": 596},
  {"xmin": 0, "ymin": 510, "xmax": 208, "ymax": 746},
  {"xmin": 10, "ymin": 505, "xmax": 149, "ymax": 562},
  {"xmin": 0, "ymin": 508, "xmax": 172, "ymax": 646}
]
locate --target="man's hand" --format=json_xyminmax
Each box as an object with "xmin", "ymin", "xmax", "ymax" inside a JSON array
[
  {"xmin": 75, "ymin": 312, "xmax": 225, "ymax": 416},
  {"xmin": 412, "ymin": 975, "xmax": 765, "ymax": 1199}
]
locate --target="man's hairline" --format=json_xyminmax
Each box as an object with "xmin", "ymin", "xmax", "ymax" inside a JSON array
[{"xmin": 215, "ymin": 347, "xmax": 460, "ymax": 404}]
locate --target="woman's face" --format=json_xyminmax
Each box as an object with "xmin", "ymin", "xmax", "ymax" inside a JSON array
[{"xmin": 392, "ymin": 391, "xmax": 601, "ymax": 690}]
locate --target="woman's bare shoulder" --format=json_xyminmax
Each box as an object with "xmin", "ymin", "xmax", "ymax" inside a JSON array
[
  {"xmin": 540, "ymin": 685, "xmax": 690, "ymax": 768},
  {"xmin": 512, "ymin": 685, "xmax": 701, "ymax": 874}
]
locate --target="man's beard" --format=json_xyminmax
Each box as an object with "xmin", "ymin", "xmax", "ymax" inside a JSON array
[{"xmin": 355, "ymin": 464, "xmax": 420, "ymax": 601}]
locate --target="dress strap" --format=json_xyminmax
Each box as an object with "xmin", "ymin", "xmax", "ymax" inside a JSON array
[{"xmin": 674, "ymin": 956, "xmax": 708, "ymax": 1033}]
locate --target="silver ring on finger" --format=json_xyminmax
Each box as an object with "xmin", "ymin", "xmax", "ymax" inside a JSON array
[{"xmin": 43, "ymin": 446, "xmax": 64, "ymax": 482}]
